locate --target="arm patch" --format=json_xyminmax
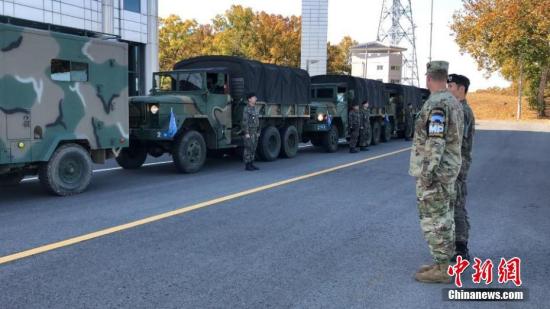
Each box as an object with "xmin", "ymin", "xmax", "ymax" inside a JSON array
[{"xmin": 427, "ymin": 108, "xmax": 445, "ymax": 137}]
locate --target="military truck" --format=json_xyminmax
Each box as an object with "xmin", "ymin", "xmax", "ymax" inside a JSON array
[
  {"xmin": 384, "ymin": 83, "xmax": 425, "ymax": 137},
  {"xmin": 117, "ymin": 56, "xmax": 310, "ymax": 173},
  {"xmin": 304, "ymin": 75, "xmax": 391, "ymax": 151},
  {"xmin": 0, "ymin": 23, "xmax": 129, "ymax": 195}
]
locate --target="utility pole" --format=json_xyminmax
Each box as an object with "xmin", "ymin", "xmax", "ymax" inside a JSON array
[{"xmin": 429, "ymin": 0, "xmax": 433, "ymax": 63}]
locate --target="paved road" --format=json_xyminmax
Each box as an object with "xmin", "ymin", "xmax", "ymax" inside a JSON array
[{"xmin": 0, "ymin": 127, "xmax": 548, "ymax": 308}]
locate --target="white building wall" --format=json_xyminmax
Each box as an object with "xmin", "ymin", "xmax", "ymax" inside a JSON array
[
  {"xmin": 351, "ymin": 52, "xmax": 403, "ymax": 83},
  {"xmin": 300, "ymin": 0, "xmax": 328, "ymax": 76}
]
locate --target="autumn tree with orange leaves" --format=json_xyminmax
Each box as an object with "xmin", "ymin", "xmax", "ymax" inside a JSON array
[{"xmin": 452, "ymin": 0, "xmax": 550, "ymax": 117}]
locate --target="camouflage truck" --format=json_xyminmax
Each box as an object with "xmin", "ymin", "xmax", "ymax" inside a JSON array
[
  {"xmin": 118, "ymin": 56, "xmax": 310, "ymax": 173},
  {"xmin": 305, "ymin": 75, "xmax": 390, "ymax": 151},
  {"xmin": 384, "ymin": 83, "xmax": 425, "ymax": 137},
  {"xmin": 0, "ymin": 23, "xmax": 128, "ymax": 195}
]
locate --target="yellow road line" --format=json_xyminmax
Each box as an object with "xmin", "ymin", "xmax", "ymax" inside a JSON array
[{"xmin": 0, "ymin": 147, "xmax": 411, "ymax": 266}]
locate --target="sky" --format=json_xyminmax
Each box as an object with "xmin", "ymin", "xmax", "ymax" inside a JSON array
[{"xmin": 158, "ymin": 0, "xmax": 510, "ymax": 90}]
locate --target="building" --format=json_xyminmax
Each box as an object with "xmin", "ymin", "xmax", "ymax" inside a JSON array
[
  {"xmin": 350, "ymin": 42, "xmax": 405, "ymax": 84},
  {"xmin": 300, "ymin": 0, "xmax": 328, "ymax": 76},
  {"xmin": 0, "ymin": 0, "xmax": 159, "ymax": 96}
]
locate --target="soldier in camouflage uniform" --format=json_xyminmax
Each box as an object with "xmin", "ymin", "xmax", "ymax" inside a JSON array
[
  {"xmin": 404, "ymin": 102, "xmax": 415, "ymax": 141},
  {"xmin": 242, "ymin": 92, "xmax": 260, "ymax": 171},
  {"xmin": 348, "ymin": 103, "xmax": 361, "ymax": 153},
  {"xmin": 447, "ymin": 74, "xmax": 475, "ymax": 261},
  {"xmin": 359, "ymin": 100, "xmax": 371, "ymax": 151},
  {"xmin": 409, "ymin": 61, "xmax": 464, "ymax": 283}
]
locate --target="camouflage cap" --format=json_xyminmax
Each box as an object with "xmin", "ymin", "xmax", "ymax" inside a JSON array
[{"xmin": 426, "ymin": 61, "xmax": 449, "ymax": 75}]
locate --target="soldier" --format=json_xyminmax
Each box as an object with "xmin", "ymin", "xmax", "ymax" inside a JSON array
[
  {"xmin": 409, "ymin": 61, "xmax": 464, "ymax": 283},
  {"xmin": 447, "ymin": 74, "xmax": 475, "ymax": 261},
  {"xmin": 359, "ymin": 100, "xmax": 371, "ymax": 151},
  {"xmin": 404, "ymin": 102, "xmax": 415, "ymax": 141},
  {"xmin": 242, "ymin": 92, "xmax": 261, "ymax": 171},
  {"xmin": 348, "ymin": 103, "xmax": 361, "ymax": 153}
]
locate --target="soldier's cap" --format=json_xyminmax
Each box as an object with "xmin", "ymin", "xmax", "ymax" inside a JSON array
[
  {"xmin": 246, "ymin": 92, "xmax": 257, "ymax": 100},
  {"xmin": 362, "ymin": 100, "xmax": 369, "ymax": 105},
  {"xmin": 426, "ymin": 61, "xmax": 449, "ymax": 75},
  {"xmin": 447, "ymin": 74, "xmax": 470, "ymax": 89}
]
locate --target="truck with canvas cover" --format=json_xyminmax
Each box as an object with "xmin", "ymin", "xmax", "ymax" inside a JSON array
[
  {"xmin": 119, "ymin": 56, "xmax": 311, "ymax": 173},
  {"xmin": 0, "ymin": 22, "xmax": 128, "ymax": 195},
  {"xmin": 306, "ymin": 75, "xmax": 390, "ymax": 150},
  {"xmin": 384, "ymin": 83, "xmax": 425, "ymax": 137}
]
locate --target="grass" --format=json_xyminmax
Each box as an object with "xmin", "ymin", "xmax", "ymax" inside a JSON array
[{"xmin": 467, "ymin": 92, "xmax": 541, "ymax": 120}]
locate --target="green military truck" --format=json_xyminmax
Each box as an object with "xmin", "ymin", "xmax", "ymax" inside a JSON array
[
  {"xmin": 304, "ymin": 75, "xmax": 392, "ymax": 151},
  {"xmin": 0, "ymin": 23, "xmax": 129, "ymax": 195},
  {"xmin": 384, "ymin": 83, "xmax": 425, "ymax": 137},
  {"xmin": 117, "ymin": 56, "xmax": 311, "ymax": 173}
]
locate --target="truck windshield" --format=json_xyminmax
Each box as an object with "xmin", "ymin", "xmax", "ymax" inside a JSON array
[
  {"xmin": 154, "ymin": 72, "xmax": 204, "ymax": 92},
  {"xmin": 313, "ymin": 88, "xmax": 335, "ymax": 99}
]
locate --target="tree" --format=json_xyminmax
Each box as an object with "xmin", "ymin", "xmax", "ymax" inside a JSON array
[
  {"xmin": 327, "ymin": 36, "xmax": 357, "ymax": 75},
  {"xmin": 451, "ymin": 0, "xmax": 550, "ymax": 117}
]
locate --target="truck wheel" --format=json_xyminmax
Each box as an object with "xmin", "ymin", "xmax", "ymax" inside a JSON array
[
  {"xmin": 116, "ymin": 141, "xmax": 147, "ymax": 169},
  {"xmin": 258, "ymin": 126, "xmax": 281, "ymax": 161},
  {"xmin": 38, "ymin": 143, "xmax": 93, "ymax": 196},
  {"xmin": 371, "ymin": 121, "xmax": 381, "ymax": 145},
  {"xmin": 381, "ymin": 121, "xmax": 393, "ymax": 142},
  {"xmin": 172, "ymin": 130, "xmax": 207, "ymax": 173},
  {"xmin": 322, "ymin": 126, "xmax": 339, "ymax": 153},
  {"xmin": 279, "ymin": 125, "xmax": 299, "ymax": 158},
  {"xmin": 0, "ymin": 172, "xmax": 24, "ymax": 187}
]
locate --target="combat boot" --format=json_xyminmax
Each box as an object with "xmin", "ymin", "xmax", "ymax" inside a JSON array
[
  {"xmin": 250, "ymin": 163, "xmax": 260, "ymax": 170},
  {"xmin": 245, "ymin": 163, "xmax": 254, "ymax": 171},
  {"xmin": 416, "ymin": 264, "xmax": 436, "ymax": 274},
  {"xmin": 415, "ymin": 263, "xmax": 451, "ymax": 284},
  {"xmin": 451, "ymin": 242, "xmax": 471, "ymax": 262}
]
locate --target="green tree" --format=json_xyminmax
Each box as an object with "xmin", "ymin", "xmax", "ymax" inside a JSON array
[
  {"xmin": 452, "ymin": 0, "xmax": 550, "ymax": 116},
  {"xmin": 327, "ymin": 36, "xmax": 357, "ymax": 74}
]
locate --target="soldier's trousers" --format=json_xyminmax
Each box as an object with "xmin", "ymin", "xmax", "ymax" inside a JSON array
[
  {"xmin": 349, "ymin": 129, "xmax": 360, "ymax": 149},
  {"xmin": 359, "ymin": 127, "xmax": 370, "ymax": 147},
  {"xmin": 452, "ymin": 178, "xmax": 470, "ymax": 243},
  {"xmin": 243, "ymin": 133, "xmax": 259, "ymax": 163},
  {"xmin": 405, "ymin": 121, "xmax": 413, "ymax": 139},
  {"xmin": 416, "ymin": 179, "xmax": 456, "ymax": 264}
]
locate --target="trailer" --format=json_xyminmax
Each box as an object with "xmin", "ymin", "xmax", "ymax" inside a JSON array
[{"xmin": 119, "ymin": 56, "xmax": 311, "ymax": 173}]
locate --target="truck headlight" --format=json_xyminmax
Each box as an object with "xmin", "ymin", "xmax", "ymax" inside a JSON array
[
  {"xmin": 150, "ymin": 104, "xmax": 159, "ymax": 114},
  {"xmin": 317, "ymin": 113, "xmax": 325, "ymax": 122}
]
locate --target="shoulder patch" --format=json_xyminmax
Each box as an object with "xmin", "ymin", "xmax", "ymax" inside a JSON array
[{"xmin": 428, "ymin": 108, "xmax": 445, "ymax": 138}]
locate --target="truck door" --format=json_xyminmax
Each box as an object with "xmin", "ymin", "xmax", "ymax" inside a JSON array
[{"xmin": 206, "ymin": 72, "xmax": 232, "ymax": 147}]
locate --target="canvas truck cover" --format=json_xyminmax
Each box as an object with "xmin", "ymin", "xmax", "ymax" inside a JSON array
[
  {"xmin": 384, "ymin": 83, "xmax": 424, "ymax": 109},
  {"xmin": 173, "ymin": 56, "xmax": 310, "ymax": 105},
  {"xmin": 310, "ymin": 75, "xmax": 387, "ymax": 108}
]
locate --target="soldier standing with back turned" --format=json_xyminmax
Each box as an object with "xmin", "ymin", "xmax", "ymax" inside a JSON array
[
  {"xmin": 447, "ymin": 74, "xmax": 475, "ymax": 261},
  {"xmin": 348, "ymin": 103, "xmax": 361, "ymax": 153},
  {"xmin": 359, "ymin": 100, "xmax": 371, "ymax": 151},
  {"xmin": 242, "ymin": 92, "xmax": 260, "ymax": 171},
  {"xmin": 404, "ymin": 102, "xmax": 415, "ymax": 141},
  {"xmin": 409, "ymin": 61, "xmax": 464, "ymax": 283}
]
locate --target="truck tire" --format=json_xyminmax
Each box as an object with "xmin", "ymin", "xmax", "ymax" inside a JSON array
[
  {"xmin": 116, "ymin": 141, "xmax": 147, "ymax": 169},
  {"xmin": 0, "ymin": 172, "xmax": 24, "ymax": 187},
  {"xmin": 258, "ymin": 126, "xmax": 281, "ymax": 161},
  {"xmin": 38, "ymin": 143, "xmax": 93, "ymax": 196},
  {"xmin": 371, "ymin": 121, "xmax": 381, "ymax": 145},
  {"xmin": 322, "ymin": 126, "xmax": 339, "ymax": 153},
  {"xmin": 279, "ymin": 125, "xmax": 299, "ymax": 158},
  {"xmin": 172, "ymin": 130, "xmax": 207, "ymax": 173},
  {"xmin": 381, "ymin": 121, "xmax": 393, "ymax": 142}
]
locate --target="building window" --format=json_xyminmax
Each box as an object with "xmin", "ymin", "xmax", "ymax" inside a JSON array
[
  {"xmin": 51, "ymin": 59, "xmax": 88, "ymax": 82},
  {"xmin": 377, "ymin": 65, "xmax": 383, "ymax": 70},
  {"xmin": 124, "ymin": 0, "xmax": 141, "ymax": 13},
  {"xmin": 391, "ymin": 65, "xmax": 401, "ymax": 71}
]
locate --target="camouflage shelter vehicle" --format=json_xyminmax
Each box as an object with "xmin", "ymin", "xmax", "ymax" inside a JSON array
[
  {"xmin": 0, "ymin": 23, "xmax": 128, "ymax": 195},
  {"xmin": 120, "ymin": 56, "xmax": 310, "ymax": 173},
  {"xmin": 306, "ymin": 75, "xmax": 390, "ymax": 151},
  {"xmin": 384, "ymin": 83, "xmax": 425, "ymax": 137}
]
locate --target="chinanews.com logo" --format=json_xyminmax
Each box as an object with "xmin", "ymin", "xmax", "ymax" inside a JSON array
[{"xmin": 443, "ymin": 256, "xmax": 528, "ymax": 301}]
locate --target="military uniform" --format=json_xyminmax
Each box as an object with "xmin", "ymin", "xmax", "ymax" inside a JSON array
[
  {"xmin": 242, "ymin": 105, "xmax": 260, "ymax": 164},
  {"xmin": 359, "ymin": 106, "xmax": 371, "ymax": 150},
  {"xmin": 404, "ymin": 104, "xmax": 415, "ymax": 140},
  {"xmin": 453, "ymin": 99, "xmax": 475, "ymax": 247},
  {"xmin": 348, "ymin": 107, "xmax": 361, "ymax": 152},
  {"xmin": 409, "ymin": 61, "xmax": 464, "ymax": 273}
]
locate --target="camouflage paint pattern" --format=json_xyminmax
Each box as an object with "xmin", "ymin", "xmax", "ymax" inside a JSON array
[{"xmin": 0, "ymin": 23, "xmax": 128, "ymax": 170}]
